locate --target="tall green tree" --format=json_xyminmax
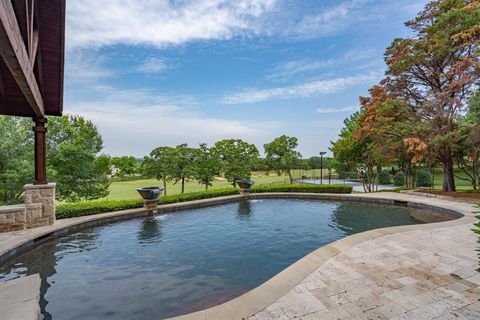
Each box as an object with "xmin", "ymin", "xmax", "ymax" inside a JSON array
[
  {"xmin": 94, "ymin": 154, "xmax": 112, "ymax": 176},
  {"xmin": 455, "ymin": 90, "xmax": 480, "ymax": 188},
  {"xmin": 384, "ymin": 0, "xmax": 480, "ymax": 191},
  {"xmin": 1, "ymin": 115, "xmax": 111, "ymax": 203},
  {"xmin": 0, "ymin": 117, "xmax": 32, "ymax": 204},
  {"xmin": 192, "ymin": 144, "xmax": 221, "ymax": 190},
  {"xmin": 111, "ymin": 156, "xmax": 137, "ymax": 180},
  {"xmin": 169, "ymin": 144, "xmax": 197, "ymax": 193},
  {"xmin": 331, "ymin": 112, "xmax": 384, "ymax": 192},
  {"xmin": 47, "ymin": 115, "xmax": 110, "ymax": 202},
  {"xmin": 212, "ymin": 139, "xmax": 259, "ymax": 187},
  {"xmin": 142, "ymin": 146, "xmax": 174, "ymax": 195},
  {"xmin": 264, "ymin": 135, "xmax": 302, "ymax": 184}
]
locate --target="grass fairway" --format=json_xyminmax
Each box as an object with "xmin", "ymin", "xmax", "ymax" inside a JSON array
[
  {"xmin": 103, "ymin": 168, "xmax": 476, "ymax": 200},
  {"xmin": 103, "ymin": 173, "xmax": 291, "ymax": 200}
]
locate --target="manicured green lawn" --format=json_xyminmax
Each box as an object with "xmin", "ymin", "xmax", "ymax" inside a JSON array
[
  {"xmin": 431, "ymin": 168, "xmax": 474, "ymax": 190},
  {"xmin": 103, "ymin": 173, "xmax": 291, "ymax": 200},
  {"xmin": 103, "ymin": 168, "xmax": 476, "ymax": 201}
]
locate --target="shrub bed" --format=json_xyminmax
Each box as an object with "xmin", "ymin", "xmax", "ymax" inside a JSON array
[
  {"xmin": 251, "ymin": 183, "xmax": 353, "ymax": 194},
  {"xmin": 56, "ymin": 184, "xmax": 352, "ymax": 219}
]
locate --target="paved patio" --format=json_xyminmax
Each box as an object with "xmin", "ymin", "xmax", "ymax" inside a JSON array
[{"xmin": 250, "ymin": 223, "xmax": 479, "ymax": 320}]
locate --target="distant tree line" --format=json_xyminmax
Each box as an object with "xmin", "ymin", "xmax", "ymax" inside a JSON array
[{"xmin": 142, "ymin": 135, "xmax": 310, "ymax": 194}]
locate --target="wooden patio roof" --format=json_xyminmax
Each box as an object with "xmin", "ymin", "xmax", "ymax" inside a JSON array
[{"xmin": 0, "ymin": 0, "xmax": 65, "ymax": 118}]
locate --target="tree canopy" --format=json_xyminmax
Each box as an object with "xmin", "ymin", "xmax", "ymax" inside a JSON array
[
  {"xmin": 264, "ymin": 135, "xmax": 302, "ymax": 184},
  {"xmin": 212, "ymin": 139, "xmax": 259, "ymax": 187}
]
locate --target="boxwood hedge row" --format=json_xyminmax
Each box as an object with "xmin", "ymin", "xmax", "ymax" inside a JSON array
[{"xmin": 56, "ymin": 183, "xmax": 353, "ymax": 219}]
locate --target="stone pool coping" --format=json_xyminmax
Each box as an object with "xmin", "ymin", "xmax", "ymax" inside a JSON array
[{"xmin": 0, "ymin": 192, "xmax": 477, "ymax": 320}]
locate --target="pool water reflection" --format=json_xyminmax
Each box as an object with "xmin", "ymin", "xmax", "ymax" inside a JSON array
[{"xmin": 0, "ymin": 199, "xmax": 425, "ymax": 320}]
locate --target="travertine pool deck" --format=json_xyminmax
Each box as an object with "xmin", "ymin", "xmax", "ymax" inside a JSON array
[{"xmin": 0, "ymin": 192, "xmax": 478, "ymax": 320}]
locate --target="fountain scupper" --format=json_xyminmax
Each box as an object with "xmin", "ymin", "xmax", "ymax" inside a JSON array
[
  {"xmin": 236, "ymin": 179, "xmax": 255, "ymax": 195},
  {"xmin": 137, "ymin": 187, "xmax": 163, "ymax": 210}
]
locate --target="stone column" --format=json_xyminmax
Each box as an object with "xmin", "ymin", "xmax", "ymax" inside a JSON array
[
  {"xmin": 24, "ymin": 183, "xmax": 56, "ymax": 228},
  {"xmin": 239, "ymin": 188, "xmax": 251, "ymax": 196}
]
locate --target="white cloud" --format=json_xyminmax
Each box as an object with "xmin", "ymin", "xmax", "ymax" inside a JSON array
[
  {"xmin": 66, "ymin": 88, "xmax": 280, "ymax": 157},
  {"xmin": 267, "ymin": 48, "xmax": 378, "ymax": 81},
  {"xmin": 65, "ymin": 50, "xmax": 113, "ymax": 81},
  {"xmin": 136, "ymin": 58, "xmax": 170, "ymax": 74},
  {"xmin": 66, "ymin": 0, "xmax": 277, "ymax": 49},
  {"xmin": 222, "ymin": 72, "xmax": 380, "ymax": 104},
  {"xmin": 317, "ymin": 106, "xmax": 358, "ymax": 114},
  {"xmin": 287, "ymin": 0, "xmax": 368, "ymax": 39}
]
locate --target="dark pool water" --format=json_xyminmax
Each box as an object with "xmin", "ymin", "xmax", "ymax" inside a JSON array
[{"xmin": 0, "ymin": 199, "xmax": 424, "ymax": 320}]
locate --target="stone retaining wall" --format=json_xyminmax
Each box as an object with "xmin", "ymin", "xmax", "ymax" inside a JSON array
[
  {"xmin": 0, "ymin": 205, "xmax": 27, "ymax": 232},
  {"xmin": 0, "ymin": 183, "xmax": 56, "ymax": 233}
]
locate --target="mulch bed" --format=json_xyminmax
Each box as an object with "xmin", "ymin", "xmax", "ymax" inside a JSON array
[{"xmin": 422, "ymin": 190, "xmax": 480, "ymax": 203}]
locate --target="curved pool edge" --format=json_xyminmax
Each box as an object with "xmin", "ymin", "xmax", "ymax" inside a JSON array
[{"xmin": 0, "ymin": 192, "xmax": 476, "ymax": 320}]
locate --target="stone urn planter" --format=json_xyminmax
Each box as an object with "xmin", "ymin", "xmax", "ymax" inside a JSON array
[
  {"xmin": 137, "ymin": 187, "xmax": 164, "ymax": 210},
  {"xmin": 236, "ymin": 179, "xmax": 255, "ymax": 195}
]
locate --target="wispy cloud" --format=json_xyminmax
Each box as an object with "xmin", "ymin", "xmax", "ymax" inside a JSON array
[
  {"xmin": 66, "ymin": 0, "xmax": 277, "ymax": 49},
  {"xmin": 222, "ymin": 72, "xmax": 380, "ymax": 104},
  {"xmin": 285, "ymin": 0, "xmax": 368, "ymax": 39},
  {"xmin": 266, "ymin": 48, "xmax": 378, "ymax": 81},
  {"xmin": 136, "ymin": 58, "xmax": 170, "ymax": 74},
  {"xmin": 317, "ymin": 106, "xmax": 358, "ymax": 114},
  {"xmin": 65, "ymin": 50, "xmax": 113, "ymax": 82}
]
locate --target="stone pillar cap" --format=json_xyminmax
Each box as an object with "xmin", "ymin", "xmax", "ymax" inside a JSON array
[{"xmin": 24, "ymin": 183, "xmax": 56, "ymax": 190}]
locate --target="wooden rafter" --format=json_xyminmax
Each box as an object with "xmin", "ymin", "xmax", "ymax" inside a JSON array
[{"xmin": 0, "ymin": 0, "xmax": 44, "ymax": 117}]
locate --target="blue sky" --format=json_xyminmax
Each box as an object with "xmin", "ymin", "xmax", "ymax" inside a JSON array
[{"xmin": 64, "ymin": 0, "xmax": 429, "ymax": 157}]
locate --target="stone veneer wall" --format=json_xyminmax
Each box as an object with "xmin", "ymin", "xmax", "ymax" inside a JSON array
[
  {"xmin": 24, "ymin": 183, "xmax": 56, "ymax": 228},
  {"xmin": 0, "ymin": 205, "xmax": 27, "ymax": 233},
  {"xmin": 0, "ymin": 183, "xmax": 55, "ymax": 233}
]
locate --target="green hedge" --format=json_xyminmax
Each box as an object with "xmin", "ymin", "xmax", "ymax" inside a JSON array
[
  {"xmin": 251, "ymin": 183, "xmax": 353, "ymax": 194},
  {"xmin": 56, "ymin": 184, "xmax": 352, "ymax": 219},
  {"xmin": 160, "ymin": 188, "xmax": 239, "ymax": 204},
  {"xmin": 56, "ymin": 199, "xmax": 143, "ymax": 219},
  {"xmin": 56, "ymin": 188, "xmax": 240, "ymax": 219}
]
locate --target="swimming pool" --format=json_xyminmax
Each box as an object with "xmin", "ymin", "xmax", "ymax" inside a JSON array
[{"xmin": 0, "ymin": 198, "xmax": 430, "ymax": 320}]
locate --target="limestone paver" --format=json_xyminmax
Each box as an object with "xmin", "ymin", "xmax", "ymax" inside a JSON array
[
  {"xmin": 247, "ymin": 220, "xmax": 479, "ymax": 319},
  {"xmin": 0, "ymin": 274, "xmax": 41, "ymax": 320}
]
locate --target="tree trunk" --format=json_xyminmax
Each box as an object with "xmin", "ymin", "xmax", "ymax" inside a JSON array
[
  {"xmin": 163, "ymin": 178, "xmax": 167, "ymax": 196},
  {"xmin": 205, "ymin": 183, "xmax": 208, "ymax": 191},
  {"xmin": 442, "ymin": 157, "xmax": 456, "ymax": 192},
  {"xmin": 287, "ymin": 169, "xmax": 293, "ymax": 184},
  {"xmin": 181, "ymin": 177, "xmax": 185, "ymax": 193}
]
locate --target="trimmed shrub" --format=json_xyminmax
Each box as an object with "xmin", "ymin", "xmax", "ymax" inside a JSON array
[
  {"xmin": 415, "ymin": 171, "xmax": 432, "ymax": 188},
  {"xmin": 56, "ymin": 199, "xmax": 143, "ymax": 219},
  {"xmin": 251, "ymin": 184, "xmax": 353, "ymax": 194},
  {"xmin": 393, "ymin": 172, "xmax": 406, "ymax": 187},
  {"xmin": 56, "ymin": 184, "xmax": 352, "ymax": 219},
  {"xmin": 378, "ymin": 170, "xmax": 391, "ymax": 185},
  {"xmin": 161, "ymin": 188, "xmax": 240, "ymax": 204}
]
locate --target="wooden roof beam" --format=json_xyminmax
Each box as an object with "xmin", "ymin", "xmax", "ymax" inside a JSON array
[{"xmin": 0, "ymin": 0, "xmax": 44, "ymax": 117}]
